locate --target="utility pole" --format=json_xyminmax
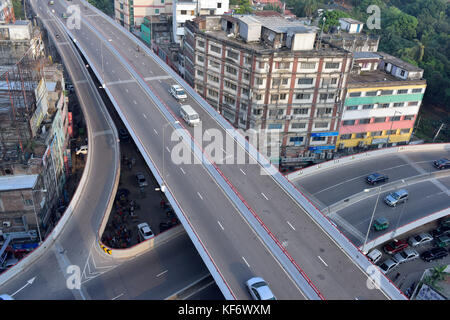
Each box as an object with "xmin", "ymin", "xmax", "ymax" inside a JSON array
[{"xmin": 433, "ymin": 123, "xmax": 445, "ymax": 142}]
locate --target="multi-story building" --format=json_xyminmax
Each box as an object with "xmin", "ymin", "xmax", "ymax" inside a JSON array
[
  {"xmin": 0, "ymin": 0, "xmax": 14, "ymax": 24},
  {"xmin": 336, "ymin": 52, "xmax": 426, "ymax": 151},
  {"xmin": 115, "ymin": 0, "xmax": 173, "ymax": 31},
  {"xmin": 184, "ymin": 14, "xmax": 352, "ymax": 162},
  {"xmin": 173, "ymin": 0, "xmax": 229, "ymax": 44}
]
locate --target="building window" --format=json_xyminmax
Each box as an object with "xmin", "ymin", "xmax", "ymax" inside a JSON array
[
  {"xmin": 314, "ymin": 122, "xmax": 329, "ymax": 128},
  {"xmin": 291, "ymin": 123, "xmax": 307, "ymax": 129},
  {"xmin": 346, "ymin": 106, "xmax": 358, "ymax": 111},
  {"xmin": 271, "ymin": 94, "xmax": 279, "ymax": 102},
  {"xmin": 253, "ymin": 108, "xmax": 262, "ymax": 115},
  {"xmin": 317, "ymin": 108, "xmax": 332, "ymax": 115},
  {"xmin": 312, "ymin": 136, "xmax": 326, "ymax": 141},
  {"xmin": 408, "ymin": 101, "xmax": 419, "ymax": 106},
  {"xmin": 355, "ymin": 133, "xmax": 366, "ymax": 138},
  {"xmin": 386, "ymin": 130, "xmax": 397, "ymax": 135},
  {"xmin": 299, "ymin": 62, "xmax": 316, "ymax": 69},
  {"xmin": 365, "ymin": 91, "xmax": 377, "ymax": 96},
  {"xmin": 197, "ymin": 70, "xmax": 203, "ymax": 77},
  {"xmin": 298, "ymin": 78, "xmax": 314, "ymax": 85},
  {"xmin": 340, "ymin": 134, "xmax": 352, "ymax": 140},
  {"xmin": 393, "ymin": 102, "xmax": 404, "ymax": 107},
  {"xmin": 256, "ymin": 78, "xmax": 263, "ymax": 85},
  {"xmin": 400, "ymin": 128, "xmax": 411, "ymax": 134},
  {"xmin": 210, "ymin": 45, "xmax": 221, "ymax": 54},
  {"xmin": 272, "ymin": 78, "xmax": 281, "ymax": 86},
  {"xmin": 226, "ymin": 65, "xmax": 237, "ymax": 75},
  {"xmin": 390, "ymin": 116, "xmax": 401, "ymax": 121},
  {"xmin": 197, "ymin": 55, "xmax": 204, "ymax": 62},
  {"xmin": 374, "ymin": 117, "xmax": 386, "ymax": 123},
  {"xmin": 209, "ymin": 60, "xmax": 220, "ymax": 68},
  {"xmin": 227, "ymin": 50, "xmax": 239, "ymax": 60},
  {"xmin": 371, "ymin": 131, "xmax": 382, "ymax": 136},
  {"xmin": 400, "ymin": 70, "xmax": 406, "ymax": 76},
  {"xmin": 359, "ymin": 118, "xmax": 371, "ymax": 124},
  {"xmin": 208, "ymin": 74, "xmax": 219, "ymax": 82},
  {"xmin": 208, "ymin": 89, "xmax": 218, "ymax": 97},
  {"xmin": 343, "ymin": 120, "xmax": 356, "ymax": 126},
  {"xmin": 362, "ymin": 104, "xmax": 374, "ymax": 110},
  {"xmin": 295, "ymin": 93, "xmax": 311, "ymax": 100},
  {"xmin": 224, "ymin": 80, "xmax": 237, "ymax": 91},
  {"xmin": 243, "ymin": 73, "xmax": 250, "ymax": 81},
  {"xmin": 282, "ymin": 78, "xmax": 289, "ymax": 85},
  {"xmin": 197, "ymin": 40, "xmax": 205, "ymax": 48},
  {"xmin": 349, "ymin": 92, "xmax": 361, "ymax": 97},
  {"xmin": 379, "ymin": 103, "xmax": 390, "ymax": 108},
  {"xmin": 397, "ymin": 89, "xmax": 408, "ymax": 94},
  {"xmin": 217, "ymin": 2, "xmax": 222, "ymax": 8},
  {"xmin": 259, "ymin": 61, "xmax": 265, "ymax": 69},
  {"xmin": 255, "ymin": 94, "xmax": 262, "ymax": 100},
  {"xmin": 240, "ymin": 103, "xmax": 247, "ymax": 110},
  {"xmin": 412, "ymin": 88, "xmax": 422, "ymax": 93},
  {"xmin": 244, "ymin": 56, "xmax": 251, "ymax": 65},
  {"xmin": 322, "ymin": 78, "xmax": 338, "ymax": 86},
  {"xmin": 380, "ymin": 90, "xmax": 393, "ymax": 95},
  {"xmin": 23, "ymin": 198, "xmax": 33, "ymax": 206},
  {"xmin": 242, "ymin": 88, "xmax": 249, "ymax": 96},
  {"xmin": 181, "ymin": 10, "xmax": 187, "ymax": 15},
  {"xmin": 404, "ymin": 115, "xmax": 414, "ymax": 120},
  {"xmin": 293, "ymin": 108, "xmax": 308, "ymax": 115},
  {"xmin": 268, "ymin": 123, "xmax": 283, "ymax": 130},
  {"xmin": 224, "ymin": 96, "xmax": 235, "ymax": 106},
  {"xmin": 325, "ymin": 62, "xmax": 340, "ymax": 69},
  {"xmin": 155, "ymin": 9, "xmax": 159, "ymax": 14},
  {"xmin": 290, "ymin": 136, "xmax": 304, "ymax": 143}
]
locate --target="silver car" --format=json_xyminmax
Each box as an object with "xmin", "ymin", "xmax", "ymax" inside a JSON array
[
  {"xmin": 408, "ymin": 233, "xmax": 433, "ymax": 247},
  {"xmin": 378, "ymin": 258, "xmax": 398, "ymax": 274},
  {"xmin": 384, "ymin": 189, "xmax": 408, "ymax": 207},
  {"xmin": 245, "ymin": 277, "xmax": 276, "ymax": 300},
  {"xmin": 393, "ymin": 248, "xmax": 419, "ymax": 264}
]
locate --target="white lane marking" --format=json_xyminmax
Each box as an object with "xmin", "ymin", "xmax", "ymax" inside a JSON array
[
  {"xmin": 287, "ymin": 221, "xmax": 296, "ymax": 231},
  {"xmin": 180, "ymin": 167, "xmax": 186, "ymax": 175},
  {"xmin": 156, "ymin": 270, "xmax": 168, "ymax": 278},
  {"xmin": 153, "ymin": 129, "xmax": 158, "ymax": 135},
  {"xmin": 217, "ymin": 221, "xmax": 224, "ymax": 231},
  {"xmin": 143, "ymin": 113, "xmax": 147, "ymax": 119},
  {"xmin": 111, "ymin": 293, "xmax": 124, "ymax": 300},
  {"xmin": 242, "ymin": 257, "xmax": 250, "ymax": 268},
  {"xmin": 133, "ymin": 100, "xmax": 137, "ymax": 104},
  {"xmin": 112, "ymin": 70, "xmax": 115, "ymax": 73},
  {"xmin": 197, "ymin": 192, "xmax": 203, "ymax": 200},
  {"xmin": 261, "ymin": 192, "xmax": 269, "ymax": 200},
  {"xmin": 318, "ymin": 256, "xmax": 328, "ymax": 267},
  {"xmin": 239, "ymin": 168, "xmax": 246, "ymax": 176},
  {"xmin": 125, "ymin": 88, "xmax": 128, "ymax": 93},
  {"xmin": 165, "ymin": 146, "xmax": 170, "ymax": 153}
]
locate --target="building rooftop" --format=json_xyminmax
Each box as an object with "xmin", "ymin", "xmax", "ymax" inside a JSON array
[
  {"xmin": 353, "ymin": 52, "xmax": 381, "ymax": 60},
  {"xmin": 0, "ymin": 174, "xmax": 38, "ymax": 192},
  {"xmin": 340, "ymin": 18, "xmax": 363, "ymax": 25},
  {"xmin": 377, "ymin": 51, "xmax": 423, "ymax": 72},
  {"xmin": 348, "ymin": 69, "xmax": 425, "ymax": 86}
]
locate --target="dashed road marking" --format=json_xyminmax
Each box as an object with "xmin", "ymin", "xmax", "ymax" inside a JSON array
[
  {"xmin": 318, "ymin": 256, "xmax": 328, "ymax": 267},
  {"xmin": 287, "ymin": 221, "xmax": 296, "ymax": 231},
  {"xmin": 157, "ymin": 270, "xmax": 168, "ymax": 278},
  {"xmin": 261, "ymin": 192, "xmax": 269, "ymax": 200},
  {"xmin": 217, "ymin": 221, "xmax": 224, "ymax": 231},
  {"xmin": 240, "ymin": 169, "xmax": 246, "ymax": 175},
  {"xmin": 197, "ymin": 192, "xmax": 203, "ymax": 200},
  {"xmin": 242, "ymin": 257, "xmax": 250, "ymax": 268}
]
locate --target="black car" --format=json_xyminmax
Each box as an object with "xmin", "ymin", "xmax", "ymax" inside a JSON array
[
  {"xmin": 119, "ymin": 128, "xmax": 130, "ymax": 141},
  {"xmin": 420, "ymin": 247, "xmax": 448, "ymax": 262},
  {"xmin": 366, "ymin": 173, "xmax": 389, "ymax": 185},
  {"xmin": 433, "ymin": 158, "xmax": 450, "ymax": 170},
  {"xmin": 431, "ymin": 225, "xmax": 450, "ymax": 238}
]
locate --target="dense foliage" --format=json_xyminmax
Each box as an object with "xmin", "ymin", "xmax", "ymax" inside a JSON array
[{"xmin": 88, "ymin": 0, "xmax": 114, "ymax": 16}]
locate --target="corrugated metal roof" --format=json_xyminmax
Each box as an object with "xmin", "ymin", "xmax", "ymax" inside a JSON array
[{"xmin": 0, "ymin": 174, "xmax": 38, "ymax": 192}]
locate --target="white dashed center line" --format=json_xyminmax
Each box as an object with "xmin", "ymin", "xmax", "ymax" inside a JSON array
[
  {"xmin": 217, "ymin": 221, "xmax": 224, "ymax": 231},
  {"xmin": 318, "ymin": 256, "xmax": 328, "ymax": 267},
  {"xmin": 261, "ymin": 192, "xmax": 269, "ymax": 200}
]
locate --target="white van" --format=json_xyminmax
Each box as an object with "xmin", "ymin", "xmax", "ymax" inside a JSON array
[
  {"xmin": 180, "ymin": 105, "xmax": 200, "ymax": 126},
  {"xmin": 366, "ymin": 249, "xmax": 382, "ymax": 264}
]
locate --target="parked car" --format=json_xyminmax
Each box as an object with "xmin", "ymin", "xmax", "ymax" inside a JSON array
[
  {"xmin": 75, "ymin": 145, "xmax": 88, "ymax": 155},
  {"xmin": 435, "ymin": 235, "xmax": 450, "ymax": 248},
  {"xmin": 366, "ymin": 173, "xmax": 389, "ymax": 185},
  {"xmin": 366, "ymin": 249, "xmax": 382, "ymax": 264},
  {"xmin": 393, "ymin": 248, "xmax": 419, "ymax": 264},
  {"xmin": 378, "ymin": 258, "xmax": 398, "ymax": 274},
  {"xmin": 245, "ymin": 277, "xmax": 276, "ymax": 300},
  {"xmin": 384, "ymin": 189, "xmax": 408, "ymax": 207},
  {"xmin": 169, "ymin": 84, "xmax": 187, "ymax": 101},
  {"xmin": 373, "ymin": 217, "xmax": 389, "ymax": 231},
  {"xmin": 433, "ymin": 158, "xmax": 450, "ymax": 170},
  {"xmin": 408, "ymin": 233, "xmax": 433, "ymax": 247},
  {"xmin": 420, "ymin": 247, "xmax": 448, "ymax": 262},
  {"xmin": 431, "ymin": 225, "xmax": 450, "ymax": 238},
  {"xmin": 119, "ymin": 128, "xmax": 130, "ymax": 141},
  {"xmin": 136, "ymin": 172, "xmax": 148, "ymax": 188},
  {"xmin": 137, "ymin": 223, "xmax": 154, "ymax": 241},
  {"xmin": 383, "ymin": 239, "xmax": 408, "ymax": 254}
]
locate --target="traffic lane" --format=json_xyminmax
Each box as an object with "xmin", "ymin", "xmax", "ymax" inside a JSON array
[
  {"xmin": 84, "ymin": 232, "xmax": 211, "ymax": 300},
  {"xmin": 0, "ymin": 250, "xmax": 75, "ymax": 299},
  {"xmin": 219, "ymin": 163, "xmax": 386, "ymax": 300},
  {"xmin": 294, "ymin": 151, "xmax": 449, "ymax": 207},
  {"xmin": 335, "ymin": 178, "xmax": 450, "ymax": 246},
  {"xmin": 106, "ymin": 82, "xmax": 306, "ymax": 300}
]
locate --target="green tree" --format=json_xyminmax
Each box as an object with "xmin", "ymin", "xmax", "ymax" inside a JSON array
[{"xmin": 12, "ymin": 0, "xmax": 25, "ymax": 20}]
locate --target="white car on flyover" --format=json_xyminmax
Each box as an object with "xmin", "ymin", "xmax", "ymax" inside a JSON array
[
  {"xmin": 138, "ymin": 222, "xmax": 154, "ymax": 241},
  {"xmin": 169, "ymin": 84, "xmax": 187, "ymax": 101},
  {"xmin": 245, "ymin": 277, "xmax": 276, "ymax": 300}
]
